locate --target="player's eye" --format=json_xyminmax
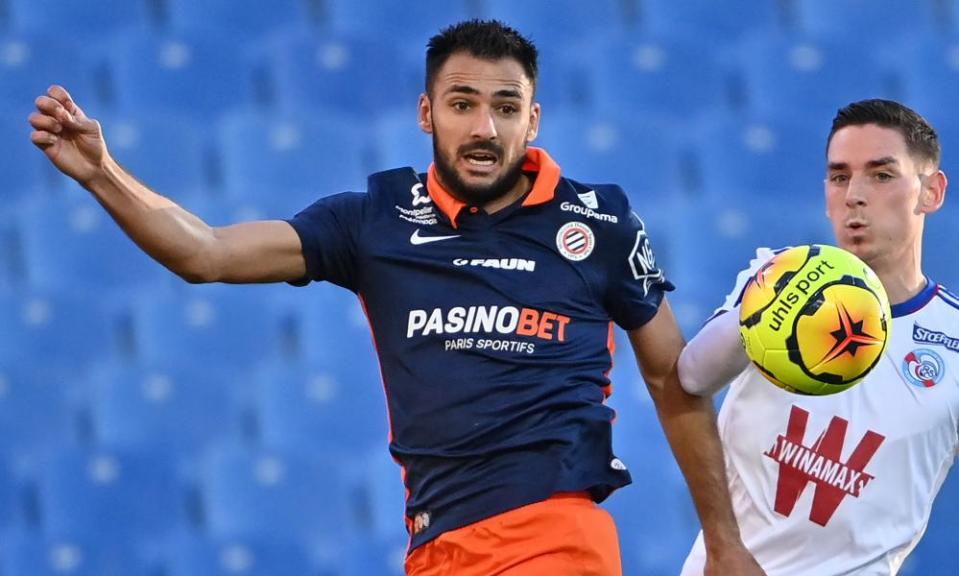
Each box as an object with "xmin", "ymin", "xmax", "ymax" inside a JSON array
[
  {"xmin": 451, "ymin": 101, "xmax": 470, "ymax": 112},
  {"xmin": 874, "ymin": 172, "xmax": 894, "ymax": 182},
  {"xmin": 498, "ymin": 104, "xmax": 518, "ymax": 115},
  {"xmin": 828, "ymin": 174, "xmax": 849, "ymax": 184}
]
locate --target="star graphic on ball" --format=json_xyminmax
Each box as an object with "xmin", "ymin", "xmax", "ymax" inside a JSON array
[{"xmin": 821, "ymin": 302, "xmax": 884, "ymax": 363}]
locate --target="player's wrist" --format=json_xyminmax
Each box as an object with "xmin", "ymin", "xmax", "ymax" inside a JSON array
[
  {"xmin": 80, "ymin": 153, "xmax": 119, "ymax": 192},
  {"xmin": 702, "ymin": 526, "xmax": 746, "ymax": 557}
]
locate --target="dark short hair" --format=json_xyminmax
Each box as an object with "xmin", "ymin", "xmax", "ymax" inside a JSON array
[
  {"xmin": 425, "ymin": 19, "xmax": 538, "ymax": 95},
  {"xmin": 828, "ymin": 99, "xmax": 941, "ymax": 168}
]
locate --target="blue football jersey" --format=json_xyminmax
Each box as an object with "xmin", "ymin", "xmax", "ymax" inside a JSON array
[{"xmin": 287, "ymin": 147, "xmax": 674, "ymax": 550}]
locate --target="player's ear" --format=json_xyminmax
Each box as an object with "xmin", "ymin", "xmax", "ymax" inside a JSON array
[
  {"xmin": 526, "ymin": 102, "xmax": 541, "ymax": 143},
  {"xmin": 919, "ymin": 169, "xmax": 947, "ymax": 215},
  {"xmin": 418, "ymin": 94, "xmax": 433, "ymax": 134}
]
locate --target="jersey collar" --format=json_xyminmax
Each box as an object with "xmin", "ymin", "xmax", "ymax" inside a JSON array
[
  {"xmin": 426, "ymin": 146, "xmax": 561, "ymax": 228},
  {"xmin": 891, "ymin": 277, "xmax": 938, "ymax": 318}
]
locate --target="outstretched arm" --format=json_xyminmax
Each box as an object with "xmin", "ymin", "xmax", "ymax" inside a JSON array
[
  {"xmin": 28, "ymin": 85, "xmax": 305, "ymax": 284},
  {"xmin": 678, "ymin": 309, "xmax": 751, "ymax": 396},
  {"xmin": 628, "ymin": 298, "xmax": 764, "ymax": 576}
]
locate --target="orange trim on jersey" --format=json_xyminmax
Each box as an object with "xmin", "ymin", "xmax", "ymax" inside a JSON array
[
  {"xmin": 602, "ymin": 321, "xmax": 615, "ymax": 398},
  {"xmin": 405, "ymin": 491, "xmax": 622, "ymax": 576},
  {"xmin": 520, "ymin": 147, "xmax": 561, "ymax": 207},
  {"xmin": 426, "ymin": 146, "xmax": 561, "ymax": 228}
]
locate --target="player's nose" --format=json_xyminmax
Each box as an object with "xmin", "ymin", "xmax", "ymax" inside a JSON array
[
  {"xmin": 469, "ymin": 108, "xmax": 497, "ymax": 140},
  {"xmin": 845, "ymin": 175, "xmax": 869, "ymax": 206}
]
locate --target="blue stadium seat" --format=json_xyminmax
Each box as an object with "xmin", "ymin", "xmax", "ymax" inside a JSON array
[
  {"xmin": 0, "ymin": 458, "xmax": 22, "ymax": 531},
  {"xmin": 794, "ymin": 0, "xmax": 938, "ymax": 40},
  {"xmin": 167, "ymin": 0, "xmax": 307, "ymax": 42},
  {"xmin": 37, "ymin": 447, "xmax": 185, "ymax": 544},
  {"xmin": 98, "ymin": 113, "xmax": 210, "ymax": 194},
  {"xmin": 0, "ymin": 112, "xmax": 53, "ymax": 195},
  {"xmin": 216, "ymin": 110, "xmax": 368, "ymax": 202},
  {"xmin": 326, "ymin": 0, "xmax": 473, "ymax": 50},
  {"xmin": 481, "ymin": 0, "xmax": 622, "ymax": 48},
  {"xmin": 0, "ymin": 31, "xmax": 103, "ymax": 118},
  {"xmin": 737, "ymin": 31, "xmax": 891, "ymax": 124},
  {"xmin": 131, "ymin": 284, "xmax": 287, "ymax": 370},
  {"xmin": 164, "ymin": 533, "xmax": 319, "ymax": 576},
  {"xmin": 251, "ymin": 356, "xmax": 388, "ymax": 458},
  {"xmin": 109, "ymin": 31, "xmax": 256, "ymax": 120},
  {"xmin": 295, "ymin": 283, "xmax": 380, "ymax": 369},
  {"xmin": 8, "ymin": 0, "xmax": 155, "ymax": 42},
  {"xmin": 607, "ymin": 486, "xmax": 698, "ymax": 576},
  {"xmin": 17, "ymin": 193, "xmax": 169, "ymax": 293},
  {"xmin": 692, "ymin": 110, "xmax": 826, "ymax": 201},
  {"xmin": 536, "ymin": 110, "xmax": 686, "ymax": 200},
  {"xmin": 898, "ymin": 36, "xmax": 959, "ymax": 130},
  {"xmin": 592, "ymin": 32, "xmax": 736, "ymax": 121},
  {"xmin": 604, "ymin": 395, "xmax": 698, "ymax": 576},
  {"xmin": 0, "ymin": 207, "xmax": 16, "ymax": 290},
  {"xmin": 372, "ymin": 111, "xmax": 434, "ymax": 173},
  {"xmin": 0, "ymin": 288, "xmax": 122, "ymax": 375},
  {"xmin": 88, "ymin": 361, "xmax": 245, "ymax": 476},
  {"xmin": 923, "ymin": 199, "xmax": 959, "ymax": 290},
  {"xmin": 639, "ymin": 0, "xmax": 782, "ymax": 43},
  {"xmin": 906, "ymin": 471, "xmax": 959, "ymax": 575},
  {"xmin": 199, "ymin": 444, "xmax": 352, "ymax": 546},
  {"xmin": 264, "ymin": 29, "xmax": 419, "ymax": 119},
  {"xmin": 0, "ymin": 364, "xmax": 82, "ymax": 475},
  {"xmin": 359, "ymin": 447, "xmax": 408, "ymax": 542},
  {"xmin": 0, "ymin": 529, "xmax": 157, "ymax": 576}
]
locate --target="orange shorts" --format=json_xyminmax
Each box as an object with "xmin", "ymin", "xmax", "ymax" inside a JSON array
[{"xmin": 405, "ymin": 493, "xmax": 622, "ymax": 576}]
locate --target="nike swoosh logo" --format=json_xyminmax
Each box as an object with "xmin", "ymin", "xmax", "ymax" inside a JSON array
[{"xmin": 410, "ymin": 229, "xmax": 460, "ymax": 245}]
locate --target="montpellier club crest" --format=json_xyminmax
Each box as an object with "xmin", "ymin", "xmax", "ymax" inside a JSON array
[{"xmin": 556, "ymin": 222, "xmax": 595, "ymax": 261}]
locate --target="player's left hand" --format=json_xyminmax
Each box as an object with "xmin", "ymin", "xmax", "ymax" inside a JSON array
[{"xmin": 705, "ymin": 544, "xmax": 766, "ymax": 576}]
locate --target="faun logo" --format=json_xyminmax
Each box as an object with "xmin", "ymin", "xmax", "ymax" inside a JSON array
[
  {"xmin": 764, "ymin": 405, "xmax": 885, "ymax": 526},
  {"xmin": 453, "ymin": 258, "xmax": 536, "ymax": 271}
]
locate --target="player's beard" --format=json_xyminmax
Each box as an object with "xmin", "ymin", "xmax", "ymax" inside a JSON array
[{"xmin": 432, "ymin": 137, "xmax": 527, "ymax": 206}]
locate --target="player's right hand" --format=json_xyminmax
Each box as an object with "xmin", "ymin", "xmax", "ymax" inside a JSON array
[{"xmin": 28, "ymin": 85, "xmax": 109, "ymax": 186}]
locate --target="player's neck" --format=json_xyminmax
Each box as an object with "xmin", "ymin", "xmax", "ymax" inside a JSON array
[
  {"xmin": 481, "ymin": 173, "xmax": 531, "ymax": 214},
  {"xmin": 871, "ymin": 247, "xmax": 926, "ymax": 306}
]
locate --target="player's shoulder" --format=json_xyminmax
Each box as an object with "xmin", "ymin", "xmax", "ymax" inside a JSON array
[
  {"xmin": 553, "ymin": 177, "xmax": 651, "ymax": 245},
  {"xmin": 365, "ymin": 167, "xmax": 425, "ymax": 202},
  {"xmin": 744, "ymin": 246, "xmax": 788, "ymax": 274},
  {"xmin": 934, "ymin": 283, "xmax": 959, "ymax": 315},
  {"xmin": 556, "ymin": 176, "xmax": 631, "ymax": 216}
]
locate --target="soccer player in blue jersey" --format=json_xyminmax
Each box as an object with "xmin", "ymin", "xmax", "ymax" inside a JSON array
[{"xmin": 29, "ymin": 19, "xmax": 762, "ymax": 576}]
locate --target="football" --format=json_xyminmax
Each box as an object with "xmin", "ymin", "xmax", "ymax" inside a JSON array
[{"xmin": 739, "ymin": 245, "xmax": 891, "ymax": 395}]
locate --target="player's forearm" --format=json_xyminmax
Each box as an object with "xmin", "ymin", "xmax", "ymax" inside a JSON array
[
  {"xmin": 678, "ymin": 309, "xmax": 750, "ymax": 396},
  {"xmin": 649, "ymin": 369, "xmax": 745, "ymax": 555},
  {"xmin": 83, "ymin": 156, "xmax": 219, "ymax": 282}
]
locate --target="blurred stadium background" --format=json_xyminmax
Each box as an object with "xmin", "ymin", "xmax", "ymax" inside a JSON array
[{"xmin": 0, "ymin": 0, "xmax": 957, "ymax": 574}]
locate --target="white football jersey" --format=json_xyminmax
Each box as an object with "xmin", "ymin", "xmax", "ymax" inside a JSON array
[{"xmin": 681, "ymin": 248, "xmax": 959, "ymax": 576}]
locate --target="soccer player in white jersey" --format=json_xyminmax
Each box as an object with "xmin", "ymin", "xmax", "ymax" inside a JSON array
[{"xmin": 678, "ymin": 99, "xmax": 957, "ymax": 576}]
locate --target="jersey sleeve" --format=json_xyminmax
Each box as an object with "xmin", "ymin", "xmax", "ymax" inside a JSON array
[
  {"xmin": 603, "ymin": 208, "xmax": 675, "ymax": 330},
  {"xmin": 285, "ymin": 192, "xmax": 366, "ymax": 291},
  {"xmin": 705, "ymin": 246, "xmax": 782, "ymax": 322}
]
